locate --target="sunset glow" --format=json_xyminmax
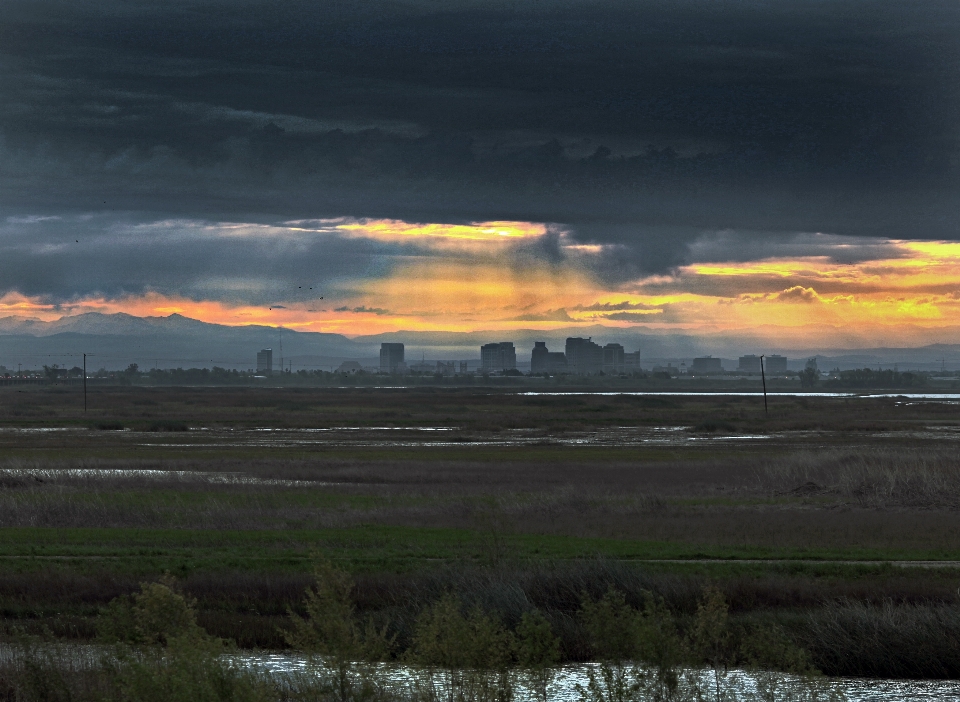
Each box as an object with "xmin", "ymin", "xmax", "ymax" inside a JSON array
[
  {"xmin": 3, "ymin": 219, "xmax": 960, "ymax": 348},
  {"xmin": 334, "ymin": 220, "xmax": 549, "ymax": 243}
]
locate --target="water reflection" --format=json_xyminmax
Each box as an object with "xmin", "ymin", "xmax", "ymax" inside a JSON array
[
  {"xmin": 519, "ymin": 392, "xmax": 960, "ymax": 401},
  {"xmin": 241, "ymin": 654, "xmax": 960, "ymax": 701}
]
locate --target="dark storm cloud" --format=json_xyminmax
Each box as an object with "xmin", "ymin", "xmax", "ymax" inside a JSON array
[
  {"xmin": 0, "ymin": 215, "xmax": 404, "ymax": 303},
  {"xmin": 686, "ymin": 231, "xmax": 910, "ymax": 265},
  {"xmin": 0, "ymin": 0, "xmax": 958, "ymax": 298}
]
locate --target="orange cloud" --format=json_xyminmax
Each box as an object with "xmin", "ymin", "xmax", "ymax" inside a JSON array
[{"xmin": 775, "ymin": 286, "xmax": 821, "ymax": 303}]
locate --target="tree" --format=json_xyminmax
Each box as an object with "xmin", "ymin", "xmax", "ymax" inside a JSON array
[
  {"xmin": 799, "ymin": 367, "xmax": 818, "ymax": 388},
  {"xmin": 285, "ymin": 557, "xmax": 394, "ymax": 702},
  {"xmin": 515, "ymin": 609, "xmax": 561, "ymax": 702},
  {"xmin": 690, "ymin": 587, "xmax": 730, "ymax": 702},
  {"xmin": 409, "ymin": 594, "xmax": 515, "ymax": 702}
]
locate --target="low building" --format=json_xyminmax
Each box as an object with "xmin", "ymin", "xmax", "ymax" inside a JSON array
[
  {"xmin": 380, "ymin": 343, "xmax": 405, "ymax": 373},
  {"xmin": 337, "ymin": 361, "xmax": 363, "ymax": 374},
  {"xmin": 531, "ymin": 342, "xmax": 567, "ymax": 374},
  {"xmin": 481, "ymin": 342, "xmax": 517, "ymax": 372},
  {"xmin": 691, "ymin": 356, "xmax": 723, "ymax": 375},
  {"xmin": 765, "ymin": 355, "xmax": 788, "ymax": 373},
  {"xmin": 738, "ymin": 355, "xmax": 762, "ymax": 374},
  {"xmin": 256, "ymin": 348, "xmax": 273, "ymax": 374},
  {"xmin": 652, "ymin": 363, "xmax": 679, "ymax": 376}
]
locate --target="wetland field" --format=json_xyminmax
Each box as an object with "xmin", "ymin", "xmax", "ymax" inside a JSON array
[{"xmin": 2, "ymin": 384, "xmax": 960, "ymax": 688}]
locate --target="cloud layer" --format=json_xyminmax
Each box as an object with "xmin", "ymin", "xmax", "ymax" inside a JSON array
[{"xmin": 0, "ymin": 0, "xmax": 958, "ymax": 346}]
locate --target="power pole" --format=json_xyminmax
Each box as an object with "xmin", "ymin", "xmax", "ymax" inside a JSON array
[
  {"xmin": 760, "ymin": 355, "xmax": 768, "ymax": 416},
  {"xmin": 83, "ymin": 353, "xmax": 87, "ymax": 412}
]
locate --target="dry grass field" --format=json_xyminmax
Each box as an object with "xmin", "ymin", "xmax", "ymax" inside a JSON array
[{"xmin": 2, "ymin": 385, "xmax": 960, "ymax": 677}]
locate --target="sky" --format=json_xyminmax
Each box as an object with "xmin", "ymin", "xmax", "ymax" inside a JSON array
[{"xmin": 1, "ymin": 0, "xmax": 959, "ymax": 349}]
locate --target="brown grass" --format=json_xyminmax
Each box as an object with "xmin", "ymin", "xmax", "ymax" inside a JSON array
[{"xmin": 2, "ymin": 387, "xmax": 960, "ymax": 677}]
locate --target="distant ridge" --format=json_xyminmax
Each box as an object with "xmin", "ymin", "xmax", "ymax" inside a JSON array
[
  {"xmin": 0, "ymin": 313, "xmax": 368, "ymax": 371},
  {"xmin": 0, "ymin": 313, "xmax": 958, "ymax": 371}
]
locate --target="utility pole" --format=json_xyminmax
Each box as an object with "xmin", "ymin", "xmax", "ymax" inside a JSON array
[
  {"xmin": 279, "ymin": 327, "xmax": 283, "ymax": 374},
  {"xmin": 83, "ymin": 353, "xmax": 87, "ymax": 412},
  {"xmin": 760, "ymin": 355, "xmax": 768, "ymax": 416}
]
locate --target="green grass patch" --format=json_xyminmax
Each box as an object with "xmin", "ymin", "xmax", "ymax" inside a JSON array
[{"xmin": 1, "ymin": 525, "xmax": 958, "ymax": 578}]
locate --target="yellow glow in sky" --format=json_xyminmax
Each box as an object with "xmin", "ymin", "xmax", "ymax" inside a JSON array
[
  {"xmin": 335, "ymin": 220, "xmax": 548, "ymax": 243},
  {"xmin": 6, "ymin": 223, "xmax": 960, "ymax": 348}
]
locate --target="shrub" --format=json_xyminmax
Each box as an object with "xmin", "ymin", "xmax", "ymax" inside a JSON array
[
  {"xmin": 576, "ymin": 588, "xmax": 684, "ymax": 702},
  {"xmin": 515, "ymin": 609, "xmax": 561, "ymax": 702},
  {"xmin": 408, "ymin": 594, "xmax": 515, "ymax": 702},
  {"xmin": 97, "ymin": 576, "xmax": 206, "ymax": 647},
  {"xmin": 285, "ymin": 557, "xmax": 395, "ymax": 702}
]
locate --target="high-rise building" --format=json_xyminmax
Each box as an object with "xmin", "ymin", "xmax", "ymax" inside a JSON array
[
  {"xmin": 256, "ymin": 349, "xmax": 273, "ymax": 373},
  {"xmin": 602, "ymin": 343, "xmax": 625, "ymax": 374},
  {"xmin": 691, "ymin": 356, "xmax": 723, "ymax": 374},
  {"xmin": 765, "ymin": 355, "xmax": 788, "ymax": 373},
  {"xmin": 531, "ymin": 342, "xmax": 567, "ymax": 374},
  {"xmin": 565, "ymin": 337, "xmax": 603, "ymax": 375},
  {"xmin": 380, "ymin": 343, "xmax": 405, "ymax": 373},
  {"xmin": 738, "ymin": 355, "xmax": 762, "ymax": 374},
  {"xmin": 480, "ymin": 342, "xmax": 517, "ymax": 372},
  {"xmin": 623, "ymin": 348, "xmax": 642, "ymax": 371}
]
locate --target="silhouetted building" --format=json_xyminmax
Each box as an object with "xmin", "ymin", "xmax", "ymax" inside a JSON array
[
  {"xmin": 256, "ymin": 349, "xmax": 273, "ymax": 373},
  {"xmin": 565, "ymin": 337, "xmax": 603, "ymax": 375},
  {"xmin": 805, "ymin": 357, "xmax": 819, "ymax": 372},
  {"xmin": 691, "ymin": 356, "xmax": 723, "ymax": 375},
  {"xmin": 602, "ymin": 343, "xmax": 625, "ymax": 374},
  {"xmin": 481, "ymin": 342, "xmax": 517, "ymax": 372},
  {"xmin": 765, "ymin": 355, "xmax": 788, "ymax": 373},
  {"xmin": 380, "ymin": 343, "xmax": 405, "ymax": 373},
  {"xmin": 738, "ymin": 355, "xmax": 762, "ymax": 374},
  {"xmin": 459, "ymin": 361, "xmax": 468, "ymax": 374},
  {"xmin": 337, "ymin": 361, "xmax": 363, "ymax": 374},
  {"xmin": 624, "ymin": 348, "xmax": 642, "ymax": 371},
  {"xmin": 409, "ymin": 360, "xmax": 435, "ymax": 373},
  {"xmin": 531, "ymin": 342, "xmax": 566, "ymax": 374}
]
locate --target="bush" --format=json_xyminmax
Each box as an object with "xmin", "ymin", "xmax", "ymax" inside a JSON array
[
  {"xmin": 408, "ymin": 594, "xmax": 515, "ymax": 702},
  {"xmin": 515, "ymin": 610, "xmax": 561, "ymax": 702},
  {"xmin": 577, "ymin": 588, "xmax": 684, "ymax": 702},
  {"xmin": 285, "ymin": 557, "xmax": 395, "ymax": 702},
  {"xmin": 97, "ymin": 576, "xmax": 206, "ymax": 646}
]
